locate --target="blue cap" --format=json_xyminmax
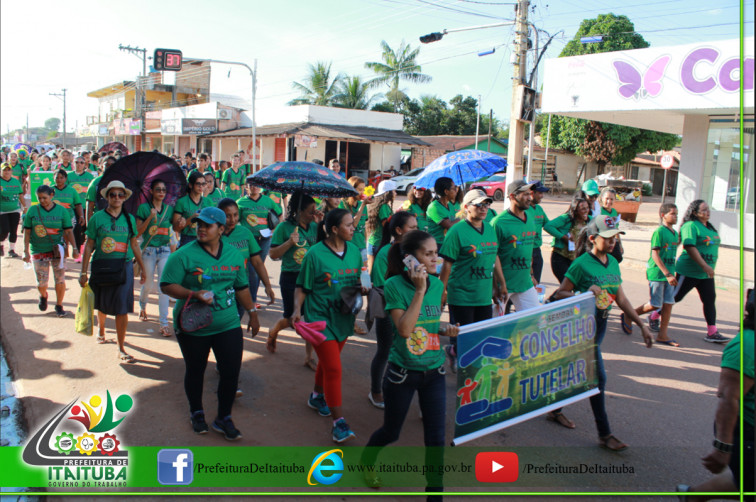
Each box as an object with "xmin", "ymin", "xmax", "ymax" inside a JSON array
[
  {"xmin": 192, "ymin": 207, "xmax": 226, "ymax": 226},
  {"xmin": 530, "ymin": 180, "xmax": 550, "ymax": 192}
]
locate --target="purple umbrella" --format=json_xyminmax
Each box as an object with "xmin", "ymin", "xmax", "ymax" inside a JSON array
[
  {"xmin": 13, "ymin": 143, "xmax": 32, "ymax": 152},
  {"xmin": 97, "ymin": 152, "xmax": 186, "ymax": 214},
  {"xmin": 98, "ymin": 142, "xmax": 130, "ymax": 156}
]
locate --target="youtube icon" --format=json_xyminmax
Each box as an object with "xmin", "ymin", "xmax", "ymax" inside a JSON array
[{"xmin": 475, "ymin": 452, "xmax": 518, "ymax": 483}]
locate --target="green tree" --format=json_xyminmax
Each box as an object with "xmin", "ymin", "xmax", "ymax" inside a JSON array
[
  {"xmin": 403, "ymin": 95, "xmax": 447, "ymax": 135},
  {"xmin": 546, "ymin": 14, "xmax": 679, "ymax": 173},
  {"xmin": 289, "ymin": 61, "xmax": 343, "ymax": 106},
  {"xmin": 45, "ymin": 117, "xmax": 60, "ymax": 132},
  {"xmin": 365, "ymin": 40, "xmax": 431, "ymax": 112},
  {"xmin": 333, "ymin": 76, "xmax": 379, "ymax": 110},
  {"xmin": 443, "ymin": 95, "xmax": 479, "ymax": 135}
]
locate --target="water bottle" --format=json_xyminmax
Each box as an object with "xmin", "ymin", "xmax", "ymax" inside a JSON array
[
  {"xmin": 360, "ymin": 267, "xmax": 372, "ymax": 289},
  {"xmin": 23, "ymin": 260, "xmax": 33, "ymax": 270},
  {"xmin": 536, "ymin": 284, "xmax": 546, "ymax": 304}
]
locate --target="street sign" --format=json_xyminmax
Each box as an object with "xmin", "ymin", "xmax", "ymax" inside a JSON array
[
  {"xmin": 154, "ymin": 49, "xmax": 183, "ymax": 71},
  {"xmin": 660, "ymin": 153, "xmax": 674, "ymax": 169}
]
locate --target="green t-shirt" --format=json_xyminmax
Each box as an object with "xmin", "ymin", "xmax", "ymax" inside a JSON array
[
  {"xmin": 0, "ymin": 177, "xmax": 23, "ymax": 212},
  {"xmin": 237, "ymin": 194, "xmax": 282, "ymax": 238},
  {"xmin": 676, "ymin": 220, "xmax": 720, "ymax": 279},
  {"xmin": 340, "ymin": 200, "xmax": 366, "ymax": 250},
  {"xmin": 384, "ymin": 274, "xmax": 445, "ymax": 371},
  {"xmin": 68, "ymin": 170, "xmax": 95, "ymax": 199},
  {"xmin": 296, "ymin": 241, "xmax": 362, "ymax": 342},
  {"xmin": 136, "ymin": 202, "xmax": 174, "ymax": 248},
  {"xmin": 401, "ymin": 201, "xmax": 429, "ymax": 232},
  {"xmin": 205, "ymin": 187, "xmax": 226, "ymax": 208},
  {"xmin": 646, "ymin": 225, "xmax": 679, "ymax": 282},
  {"xmin": 371, "ymin": 243, "xmax": 390, "ymax": 288},
  {"xmin": 9, "ymin": 162, "xmax": 27, "ymax": 183},
  {"xmin": 565, "ymin": 252, "xmax": 622, "ymax": 312},
  {"xmin": 85, "ymin": 175, "xmax": 103, "ymax": 204},
  {"xmin": 368, "ymin": 203, "xmax": 393, "ymax": 246},
  {"xmin": 528, "ymin": 204, "xmax": 549, "ymax": 247},
  {"xmin": 222, "ymin": 168, "xmax": 247, "ymax": 200},
  {"xmin": 483, "ymin": 207, "xmax": 498, "ymax": 225},
  {"xmin": 22, "ymin": 203, "xmax": 71, "ymax": 254},
  {"xmin": 721, "ymin": 329, "xmax": 755, "ymax": 427},
  {"xmin": 52, "ymin": 184, "xmax": 81, "ymax": 220},
  {"xmin": 544, "ymin": 213, "xmax": 573, "ymax": 250},
  {"xmin": 162, "ymin": 240, "xmax": 249, "ymax": 337},
  {"xmin": 85, "ymin": 210, "xmax": 136, "ymax": 262},
  {"xmin": 18, "ymin": 158, "xmax": 33, "ymax": 171},
  {"xmin": 440, "ymin": 220, "xmax": 499, "ymax": 306},
  {"xmin": 174, "ymin": 194, "xmax": 209, "ymax": 237},
  {"xmin": 263, "ymin": 190, "xmax": 284, "ymax": 206},
  {"xmin": 89, "ymin": 163, "xmax": 99, "ymax": 173},
  {"xmin": 600, "ymin": 206, "xmax": 620, "ymax": 222},
  {"xmin": 222, "ymin": 224, "xmax": 261, "ymax": 272},
  {"xmin": 426, "ymin": 199, "xmax": 459, "ymax": 247},
  {"xmin": 491, "ymin": 209, "xmax": 536, "ymax": 293},
  {"xmin": 271, "ymin": 220, "xmax": 319, "ymax": 273}
]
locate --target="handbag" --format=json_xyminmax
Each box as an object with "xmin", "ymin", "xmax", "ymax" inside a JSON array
[
  {"xmin": 179, "ymin": 291, "xmax": 213, "ymax": 332},
  {"xmin": 89, "ymin": 258, "xmax": 127, "ymax": 287},
  {"xmin": 267, "ymin": 210, "xmax": 280, "ymax": 230}
]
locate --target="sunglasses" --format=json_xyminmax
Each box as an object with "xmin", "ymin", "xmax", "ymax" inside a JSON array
[
  {"xmin": 472, "ymin": 202, "xmax": 491, "ymax": 208},
  {"xmin": 75, "ymin": 161, "xmax": 85, "ymax": 164},
  {"xmin": 108, "ymin": 192, "xmax": 127, "ymax": 199},
  {"xmin": 153, "ymin": 187, "xmax": 167, "ymax": 192}
]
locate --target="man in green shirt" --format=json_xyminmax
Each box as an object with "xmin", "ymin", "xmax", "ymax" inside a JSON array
[
  {"xmin": 491, "ymin": 180, "xmax": 539, "ymax": 312},
  {"xmin": 52, "ymin": 170, "xmax": 84, "ymax": 248},
  {"xmin": 7, "ymin": 152, "xmax": 28, "ymax": 192},
  {"xmin": 222, "ymin": 154, "xmax": 247, "ymax": 200},
  {"xmin": 528, "ymin": 180, "xmax": 550, "ymax": 283}
]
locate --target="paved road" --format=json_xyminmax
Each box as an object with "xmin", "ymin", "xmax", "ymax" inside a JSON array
[{"xmin": 0, "ymin": 194, "xmax": 747, "ymax": 501}]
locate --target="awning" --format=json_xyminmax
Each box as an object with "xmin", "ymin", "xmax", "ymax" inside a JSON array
[{"xmin": 202, "ymin": 122, "xmax": 431, "ymax": 146}]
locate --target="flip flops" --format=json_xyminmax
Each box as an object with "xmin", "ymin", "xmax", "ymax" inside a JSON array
[
  {"xmin": 655, "ymin": 339, "xmax": 680, "ymax": 347},
  {"xmin": 620, "ymin": 313, "xmax": 632, "ymax": 335}
]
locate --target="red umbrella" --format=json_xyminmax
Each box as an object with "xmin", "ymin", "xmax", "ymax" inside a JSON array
[{"xmin": 98, "ymin": 142, "xmax": 130, "ymax": 156}]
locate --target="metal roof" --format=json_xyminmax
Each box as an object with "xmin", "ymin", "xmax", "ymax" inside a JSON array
[{"xmin": 203, "ymin": 122, "xmax": 430, "ymax": 146}]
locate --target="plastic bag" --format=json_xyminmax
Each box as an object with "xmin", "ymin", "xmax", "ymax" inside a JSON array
[{"xmin": 75, "ymin": 285, "xmax": 95, "ymax": 336}]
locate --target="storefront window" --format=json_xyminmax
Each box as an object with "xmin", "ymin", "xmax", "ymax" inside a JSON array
[{"xmin": 701, "ymin": 117, "xmax": 754, "ymax": 215}]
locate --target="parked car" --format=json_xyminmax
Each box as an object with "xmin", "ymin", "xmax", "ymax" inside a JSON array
[
  {"xmin": 469, "ymin": 172, "xmax": 507, "ymax": 201},
  {"xmin": 391, "ymin": 167, "xmax": 425, "ymax": 194}
]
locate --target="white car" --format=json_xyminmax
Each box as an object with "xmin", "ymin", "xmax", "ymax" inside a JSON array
[{"xmin": 391, "ymin": 167, "xmax": 425, "ymax": 194}]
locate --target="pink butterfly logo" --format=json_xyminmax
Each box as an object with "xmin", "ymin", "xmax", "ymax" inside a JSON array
[{"xmin": 612, "ymin": 55, "xmax": 671, "ymax": 99}]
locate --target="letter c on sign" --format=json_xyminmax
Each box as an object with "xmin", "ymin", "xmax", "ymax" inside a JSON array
[{"xmin": 681, "ymin": 47, "xmax": 719, "ymax": 94}]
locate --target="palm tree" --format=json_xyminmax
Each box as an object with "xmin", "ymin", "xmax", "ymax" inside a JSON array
[
  {"xmin": 365, "ymin": 40, "xmax": 431, "ymax": 112},
  {"xmin": 289, "ymin": 61, "xmax": 343, "ymax": 106},
  {"xmin": 333, "ymin": 76, "xmax": 379, "ymax": 110}
]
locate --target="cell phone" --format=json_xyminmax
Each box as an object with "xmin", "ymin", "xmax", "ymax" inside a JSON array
[{"xmin": 403, "ymin": 254, "xmax": 421, "ymax": 272}]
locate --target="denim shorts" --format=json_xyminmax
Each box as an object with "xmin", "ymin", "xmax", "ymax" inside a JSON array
[{"xmin": 649, "ymin": 280, "xmax": 676, "ymax": 307}]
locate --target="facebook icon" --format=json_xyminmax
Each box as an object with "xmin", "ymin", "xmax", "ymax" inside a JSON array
[{"xmin": 157, "ymin": 449, "xmax": 194, "ymax": 485}]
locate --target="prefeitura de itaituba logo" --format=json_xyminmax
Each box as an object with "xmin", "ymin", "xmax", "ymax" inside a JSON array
[{"xmin": 22, "ymin": 391, "xmax": 134, "ymax": 488}]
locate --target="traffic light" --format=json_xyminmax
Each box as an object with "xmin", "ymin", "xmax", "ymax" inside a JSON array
[
  {"xmin": 154, "ymin": 49, "xmax": 183, "ymax": 71},
  {"xmin": 419, "ymin": 32, "xmax": 444, "ymax": 44}
]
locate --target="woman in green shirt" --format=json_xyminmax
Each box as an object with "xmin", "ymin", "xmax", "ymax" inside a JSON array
[
  {"xmin": 400, "ymin": 185, "xmax": 432, "ymax": 233},
  {"xmin": 203, "ymin": 171, "xmax": 225, "ymax": 207},
  {"xmin": 160, "ymin": 206, "xmax": 257, "ymax": 441},
  {"xmin": 362, "ymin": 230, "xmax": 459, "ymax": 495},
  {"xmin": 52, "ymin": 169, "xmax": 84, "ymax": 257},
  {"xmin": 135, "ymin": 180, "xmax": 175, "ymax": 336},
  {"xmin": 368, "ymin": 210, "xmax": 418, "ymax": 409},
  {"xmin": 673, "ymin": 200, "xmax": 727, "ymax": 343},
  {"xmin": 267, "ymin": 193, "xmax": 320, "ymax": 370},
  {"xmin": 23, "ymin": 185, "xmax": 78, "ymax": 316},
  {"xmin": 340, "ymin": 176, "xmax": 369, "ymax": 263},
  {"xmin": 599, "ymin": 187, "xmax": 624, "ymax": 263},
  {"xmin": 552, "ymin": 217, "xmax": 652, "ymax": 450},
  {"xmin": 292, "ymin": 208, "xmax": 364, "ymax": 443},
  {"xmin": 172, "ymin": 171, "xmax": 208, "ymax": 248},
  {"xmin": 0, "ymin": 162, "xmax": 26, "ymax": 257},
  {"xmin": 366, "ymin": 180, "xmax": 396, "ymax": 271},
  {"xmin": 79, "ymin": 181, "xmax": 146, "ymax": 363},
  {"xmin": 425, "ymin": 176, "xmax": 460, "ymax": 249},
  {"xmin": 544, "ymin": 197, "xmax": 591, "ymax": 284}
]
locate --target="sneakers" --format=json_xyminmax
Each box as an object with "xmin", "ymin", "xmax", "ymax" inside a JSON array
[
  {"xmin": 235, "ymin": 388, "xmax": 243, "ymax": 398},
  {"xmin": 676, "ymin": 483, "xmax": 690, "ymax": 502},
  {"xmin": 368, "ymin": 392, "xmax": 385, "ymax": 409},
  {"xmin": 648, "ymin": 316, "xmax": 660, "ymax": 332},
  {"xmin": 7, "ymin": 250, "xmax": 19, "ymax": 258},
  {"xmin": 190, "ymin": 410, "xmax": 209, "ymax": 434},
  {"xmin": 704, "ymin": 332, "xmax": 729, "ymax": 344},
  {"xmin": 308, "ymin": 392, "xmax": 331, "ymax": 417},
  {"xmin": 54, "ymin": 305, "xmax": 67, "ymax": 318},
  {"xmin": 444, "ymin": 344, "xmax": 457, "ymax": 374},
  {"xmin": 212, "ymin": 415, "xmax": 242, "ymax": 441},
  {"xmin": 331, "ymin": 418, "xmax": 356, "ymax": 443},
  {"xmin": 38, "ymin": 295, "xmax": 48, "ymax": 312}
]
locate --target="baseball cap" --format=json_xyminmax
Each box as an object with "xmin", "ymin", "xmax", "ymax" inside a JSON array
[
  {"xmin": 376, "ymin": 179, "xmax": 397, "ymax": 197},
  {"xmin": 507, "ymin": 179, "xmax": 534, "ymax": 196},
  {"xmin": 1, "ymin": 162, "xmax": 12, "ymax": 170},
  {"xmin": 582, "ymin": 179, "xmax": 600, "ymax": 196},
  {"xmin": 586, "ymin": 215, "xmax": 626, "ymax": 238},
  {"xmin": 192, "ymin": 207, "xmax": 227, "ymax": 226},
  {"xmin": 463, "ymin": 189, "xmax": 493, "ymax": 206},
  {"xmin": 530, "ymin": 180, "xmax": 550, "ymax": 192}
]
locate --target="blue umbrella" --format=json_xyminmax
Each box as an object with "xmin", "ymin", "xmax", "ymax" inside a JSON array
[
  {"xmin": 14, "ymin": 143, "xmax": 31, "ymax": 152},
  {"xmin": 247, "ymin": 161, "xmax": 358, "ymax": 198},
  {"xmin": 414, "ymin": 149, "xmax": 507, "ymax": 190}
]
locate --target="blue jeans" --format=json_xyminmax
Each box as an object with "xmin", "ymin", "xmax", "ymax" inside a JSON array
[
  {"xmin": 590, "ymin": 314, "xmax": 609, "ymax": 437},
  {"xmin": 139, "ymin": 245, "xmax": 171, "ymax": 327},
  {"xmin": 364, "ymin": 362, "xmax": 446, "ymax": 492},
  {"xmin": 370, "ymin": 316, "xmax": 393, "ymax": 395},
  {"xmin": 247, "ymin": 235, "xmax": 271, "ymax": 303}
]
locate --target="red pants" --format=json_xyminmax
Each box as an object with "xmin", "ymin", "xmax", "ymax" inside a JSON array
[{"xmin": 314, "ymin": 339, "xmax": 347, "ymax": 408}]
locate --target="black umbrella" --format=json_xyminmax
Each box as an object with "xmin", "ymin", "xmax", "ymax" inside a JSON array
[
  {"xmin": 98, "ymin": 142, "xmax": 130, "ymax": 156},
  {"xmin": 247, "ymin": 161, "xmax": 358, "ymax": 198},
  {"xmin": 97, "ymin": 152, "xmax": 187, "ymax": 214}
]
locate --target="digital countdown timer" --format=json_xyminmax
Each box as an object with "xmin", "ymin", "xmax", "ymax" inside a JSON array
[{"xmin": 154, "ymin": 49, "xmax": 182, "ymax": 71}]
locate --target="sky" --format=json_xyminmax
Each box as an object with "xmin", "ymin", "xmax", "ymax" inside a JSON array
[{"xmin": 1, "ymin": 0, "xmax": 752, "ymax": 135}]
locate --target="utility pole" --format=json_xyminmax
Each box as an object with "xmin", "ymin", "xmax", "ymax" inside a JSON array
[
  {"xmin": 49, "ymin": 89, "xmax": 67, "ymax": 148},
  {"xmin": 475, "ymin": 95, "xmax": 481, "ymax": 149},
  {"xmin": 526, "ymin": 27, "xmax": 538, "ymax": 181},
  {"xmin": 119, "ymin": 44, "xmax": 148, "ymax": 150},
  {"xmin": 506, "ymin": 0, "xmax": 529, "ymax": 185},
  {"xmin": 488, "ymin": 109, "xmax": 493, "ymax": 152}
]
